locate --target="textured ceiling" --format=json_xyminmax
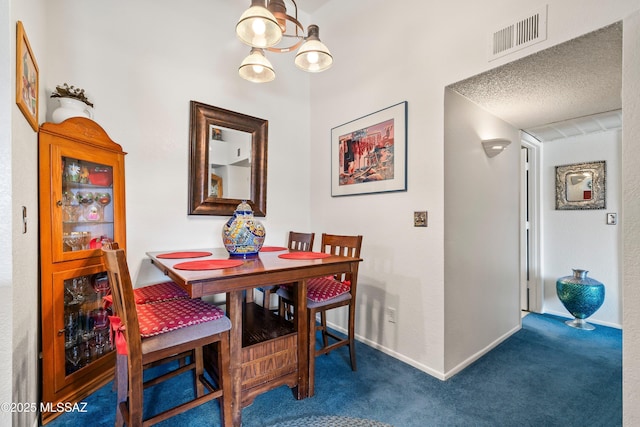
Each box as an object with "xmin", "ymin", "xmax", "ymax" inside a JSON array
[{"xmin": 449, "ymin": 22, "xmax": 622, "ymax": 142}]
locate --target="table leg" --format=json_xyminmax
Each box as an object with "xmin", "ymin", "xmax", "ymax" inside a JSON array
[
  {"xmin": 294, "ymin": 278, "xmax": 309, "ymax": 399},
  {"xmin": 227, "ymin": 290, "xmax": 243, "ymax": 426}
]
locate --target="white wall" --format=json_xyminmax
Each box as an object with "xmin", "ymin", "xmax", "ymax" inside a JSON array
[
  {"xmin": 443, "ymin": 90, "xmax": 521, "ymax": 375},
  {"xmin": 10, "ymin": 0, "xmax": 45, "ymax": 426},
  {"xmin": 1, "ymin": 0, "xmax": 13, "ymax": 424},
  {"xmin": 43, "ymin": 0, "xmax": 313, "ymax": 286},
  {"xmin": 622, "ymin": 8, "xmax": 640, "ymax": 426},
  {"xmin": 308, "ymin": 0, "xmax": 640, "ymax": 379},
  {"xmin": 542, "ymin": 130, "xmax": 621, "ymax": 327}
]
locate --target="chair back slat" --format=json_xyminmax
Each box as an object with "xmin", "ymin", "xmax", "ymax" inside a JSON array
[
  {"xmin": 288, "ymin": 231, "xmax": 315, "ymax": 252},
  {"xmin": 102, "ymin": 244, "xmax": 143, "ymax": 358},
  {"xmin": 320, "ymin": 233, "xmax": 362, "ymax": 283}
]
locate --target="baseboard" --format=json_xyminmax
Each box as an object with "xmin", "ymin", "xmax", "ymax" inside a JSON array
[
  {"xmin": 325, "ymin": 320, "xmax": 447, "ymax": 380},
  {"xmin": 441, "ymin": 322, "xmax": 521, "ymax": 380},
  {"xmin": 543, "ymin": 309, "xmax": 622, "ymax": 329},
  {"xmin": 325, "ymin": 319, "xmax": 522, "ymax": 382}
]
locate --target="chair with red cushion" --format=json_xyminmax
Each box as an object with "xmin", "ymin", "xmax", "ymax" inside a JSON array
[
  {"xmin": 102, "ymin": 244, "xmax": 232, "ymax": 427},
  {"xmin": 256, "ymin": 231, "xmax": 314, "ymax": 310},
  {"xmin": 276, "ymin": 233, "xmax": 362, "ymax": 394}
]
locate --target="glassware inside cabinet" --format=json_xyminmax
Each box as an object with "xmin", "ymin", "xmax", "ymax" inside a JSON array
[
  {"xmin": 61, "ymin": 156, "xmax": 114, "ymax": 253},
  {"xmin": 63, "ymin": 272, "xmax": 112, "ymax": 375}
]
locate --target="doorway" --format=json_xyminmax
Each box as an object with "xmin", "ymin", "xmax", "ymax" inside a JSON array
[
  {"xmin": 520, "ymin": 133, "xmax": 542, "ymax": 313},
  {"xmin": 448, "ymin": 22, "xmax": 621, "ymax": 320}
]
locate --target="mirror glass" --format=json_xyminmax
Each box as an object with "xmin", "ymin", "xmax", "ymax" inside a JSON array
[
  {"xmin": 566, "ymin": 172, "xmax": 593, "ymax": 201},
  {"xmin": 189, "ymin": 101, "xmax": 268, "ymax": 216},
  {"xmin": 208, "ymin": 125, "xmax": 252, "ymax": 200}
]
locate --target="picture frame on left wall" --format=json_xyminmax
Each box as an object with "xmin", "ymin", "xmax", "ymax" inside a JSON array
[{"xmin": 16, "ymin": 21, "xmax": 39, "ymax": 131}]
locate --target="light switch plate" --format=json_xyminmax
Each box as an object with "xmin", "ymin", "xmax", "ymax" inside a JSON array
[
  {"xmin": 607, "ymin": 213, "xmax": 617, "ymax": 225},
  {"xmin": 414, "ymin": 211, "xmax": 427, "ymax": 227}
]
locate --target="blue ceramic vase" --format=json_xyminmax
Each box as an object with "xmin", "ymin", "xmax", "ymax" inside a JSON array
[
  {"xmin": 556, "ymin": 269, "xmax": 605, "ymax": 330},
  {"xmin": 222, "ymin": 200, "xmax": 265, "ymax": 257}
]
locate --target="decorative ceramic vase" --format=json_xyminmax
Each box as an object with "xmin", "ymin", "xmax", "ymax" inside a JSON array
[
  {"xmin": 556, "ymin": 269, "xmax": 605, "ymax": 330},
  {"xmin": 52, "ymin": 97, "xmax": 94, "ymax": 123},
  {"xmin": 222, "ymin": 200, "xmax": 265, "ymax": 257}
]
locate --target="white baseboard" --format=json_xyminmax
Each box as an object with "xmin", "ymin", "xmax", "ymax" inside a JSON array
[
  {"xmin": 324, "ymin": 320, "xmax": 447, "ymax": 380},
  {"xmin": 441, "ymin": 322, "xmax": 521, "ymax": 380},
  {"xmin": 325, "ymin": 319, "xmax": 521, "ymax": 382},
  {"xmin": 543, "ymin": 309, "xmax": 622, "ymax": 329}
]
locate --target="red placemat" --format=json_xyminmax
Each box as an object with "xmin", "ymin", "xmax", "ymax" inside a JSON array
[
  {"xmin": 157, "ymin": 251, "xmax": 212, "ymax": 259},
  {"xmin": 173, "ymin": 259, "xmax": 244, "ymax": 270},
  {"xmin": 259, "ymin": 246, "xmax": 288, "ymax": 252},
  {"xmin": 278, "ymin": 252, "xmax": 332, "ymax": 260}
]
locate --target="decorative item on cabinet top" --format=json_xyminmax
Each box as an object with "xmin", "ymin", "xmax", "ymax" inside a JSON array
[{"xmin": 51, "ymin": 83, "xmax": 94, "ymax": 123}]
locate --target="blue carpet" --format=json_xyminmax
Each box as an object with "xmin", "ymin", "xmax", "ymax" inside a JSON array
[{"xmin": 47, "ymin": 313, "xmax": 621, "ymax": 426}]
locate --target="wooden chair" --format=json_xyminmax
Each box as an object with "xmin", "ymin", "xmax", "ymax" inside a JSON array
[
  {"xmin": 102, "ymin": 245, "xmax": 232, "ymax": 427},
  {"xmin": 256, "ymin": 231, "xmax": 315, "ymax": 310},
  {"xmin": 277, "ymin": 233, "xmax": 362, "ymax": 394}
]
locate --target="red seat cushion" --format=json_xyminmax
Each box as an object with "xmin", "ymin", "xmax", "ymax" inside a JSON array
[
  {"xmin": 306, "ymin": 276, "xmax": 351, "ymax": 303},
  {"xmin": 104, "ymin": 281, "xmax": 188, "ymax": 308},
  {"xmin": 136, "ymin": 299, "xmax": 226, "ymax": 338}
]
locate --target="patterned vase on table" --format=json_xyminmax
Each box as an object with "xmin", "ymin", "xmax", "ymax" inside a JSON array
[
  {"xmin": 556, "ymin": 269, "xmax": 605, "ymax": 330},
  {"xmin": 222, "ymin": 200, "xmax": 265, "ymax": 257}
]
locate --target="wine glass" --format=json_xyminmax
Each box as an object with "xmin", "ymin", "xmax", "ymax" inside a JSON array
[
  {"xmin": 66, "ymin": 277, "xmax": 86, "ymax": 304},
  {"xmin": 93, "ymin": 329, "xmax": 108, "ymax": 357},
  {"xmin": 62, "ymin": 191, "xmax": 80, "ymax": 222},
  {"xmin": 64, "ymin": 312, "xmax": 79, "ymax": 347},
  {"xmin": 63, "ymin": 232, "xmax": 83, "ymax": 251},
  {"xmin": 75, "ymin": 192, "xmax": 94, "ymax": 221},
  {"xmin": 92, "ymin": 308, "xmax": 109, "ymax": 331},
  {"xmin": 94, "ymin": 192, "xmax": 111, "ymax": 219},
  {"xmin": 66, "ymin": 345, "xmax": 82, "ymax": 373},
  {"xmin": 80, "ymin": 231, "xmax": 92, "ymax": 250}
]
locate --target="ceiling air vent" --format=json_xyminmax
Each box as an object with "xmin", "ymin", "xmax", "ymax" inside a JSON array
[{"xmin": 489, "ymin": 6, "xmax": 547, "ymax": 61}]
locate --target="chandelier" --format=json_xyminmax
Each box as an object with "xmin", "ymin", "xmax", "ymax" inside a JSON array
[{"xmin": 236, "ymin": 0, "xmax": 333, "ymax": 83}]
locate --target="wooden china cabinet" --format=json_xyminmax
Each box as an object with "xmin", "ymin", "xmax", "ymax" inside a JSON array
[{"xmin": 38, "ymin": 118, "xmax": 126, "ymax": 423}]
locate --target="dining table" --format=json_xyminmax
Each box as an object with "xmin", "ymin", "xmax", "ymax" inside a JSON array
[{"xmin": 146, "ymin": 246, "xmax": 362, "ymax": 426}]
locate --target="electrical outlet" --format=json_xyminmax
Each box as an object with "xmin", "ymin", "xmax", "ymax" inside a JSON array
[
  {"xmin": 386, "ymin": 307, "xmax": 396, "ymax": 323},
  {"xmin": 607, "ymin": 213, "xmax": 617, "ymax": 225}
]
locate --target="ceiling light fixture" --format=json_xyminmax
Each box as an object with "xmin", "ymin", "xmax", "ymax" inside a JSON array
[
  {"xmin": 236, "ymin": 0, "xmax": 333, "ymax": 83},
  {"xmin": 481, "ymin": 138, "xmax": 512, "ymax": 158}
]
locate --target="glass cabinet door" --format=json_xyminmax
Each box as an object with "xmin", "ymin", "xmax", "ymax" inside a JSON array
[
  {"xmin": 50, "ymin": 144, "xmax": 121, "ymax": 263},
  {"xmin": 53, "ymin": 265, "xmax": 113, "ymax": 390}
]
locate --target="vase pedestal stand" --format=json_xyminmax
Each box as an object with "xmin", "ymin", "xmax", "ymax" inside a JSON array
[{"xmin": 564, "ymin": 317, "xmax": 596, "ymax": 331}]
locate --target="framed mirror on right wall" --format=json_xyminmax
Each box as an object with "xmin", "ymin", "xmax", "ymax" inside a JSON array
[{"xmin": 555, "ymin": 160, "xmax": 606, "ymax": 210}]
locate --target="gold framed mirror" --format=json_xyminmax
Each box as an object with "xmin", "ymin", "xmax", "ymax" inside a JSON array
[{"xmin": 188, "ymin": 101, "xmax": 268, "ymax": 216}]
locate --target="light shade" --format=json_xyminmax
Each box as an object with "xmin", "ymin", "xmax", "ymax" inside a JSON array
[
  {"xmin": 239, "ymin": 48, "xmax": 276, "ymax": 83},
  {"xmin": 481, "ymin": 138, "xmax": 511, "ymax": 158},
  {"xmin": 294, "ymin": 25, "xmax": 333, "ymax": 72},
  {"xmin": 236, "ymin": 0, "xmax": 283, "ymax": 48}
]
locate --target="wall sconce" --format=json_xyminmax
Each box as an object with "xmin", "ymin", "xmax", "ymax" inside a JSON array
[
  {"xmin": 236, "ymin": 0, "xmax": 333, "ymax": 83},
  {"xmin": 481, "ymin": 138, "xmax": 511, "ymax": 158}
]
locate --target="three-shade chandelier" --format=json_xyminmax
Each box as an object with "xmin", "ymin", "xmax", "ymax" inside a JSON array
[{"xmin": 236, "ymin": 0, "xmax": 333, "ymax": 83}]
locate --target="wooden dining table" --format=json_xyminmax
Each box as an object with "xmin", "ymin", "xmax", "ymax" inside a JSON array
[{"xmin": 146, "ymin": 247, "xmax": 362, "ymax": 426}]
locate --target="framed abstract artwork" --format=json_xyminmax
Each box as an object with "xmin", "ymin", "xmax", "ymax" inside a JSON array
[
  {"xmin": 555, "ymin": 160, "xmax": 606, "ymax": 210},
  {"xmin": 331, "ymin": 101, "xmax": 407, "ymax": 197},
  {"xmin": 16, "ymin": 21, "xmax": 39, "ymax": 131}
]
